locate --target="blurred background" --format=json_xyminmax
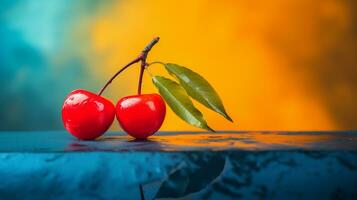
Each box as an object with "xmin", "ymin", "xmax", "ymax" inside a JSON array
[{"xmin": 0, "ymin": 0, "xmax": 356, "ymax": 131}]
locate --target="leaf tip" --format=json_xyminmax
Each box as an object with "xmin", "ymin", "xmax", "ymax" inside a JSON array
[
  {"xmin": 206, "ymin": 125, "xmax": 216, "ymax": 133},
  {"xmin": 225, "ymin": 114, "xmax": 234, "ymax": 122},
  {"xmin": 219, "ymin": 111, "xmax": 233, "ymax": 122}
]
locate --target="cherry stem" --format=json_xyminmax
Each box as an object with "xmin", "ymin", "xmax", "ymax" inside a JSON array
[
  {"xmin": 137, "ymin": 37, "xmax": 160, "ymax": 95},
  {"xmin": 147, "ymin": 61, "xmax": 166, "ymax": 66},
  {"xmin": 98, "ymin": 37, "xmax": 160, "ymax": 96}
]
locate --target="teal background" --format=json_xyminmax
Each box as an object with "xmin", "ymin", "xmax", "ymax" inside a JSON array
[{"xmin": 0, "ymin": 0, "xmax": 109, "ymax": 130}]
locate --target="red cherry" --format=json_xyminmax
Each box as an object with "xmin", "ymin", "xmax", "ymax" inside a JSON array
[
  {"xmin": 116, "ymin": 93, "xmax": 166, "ymax": 139},
  {"xmin": 62, "ymin": 89, "xmax": 115, "ymax": 140}
]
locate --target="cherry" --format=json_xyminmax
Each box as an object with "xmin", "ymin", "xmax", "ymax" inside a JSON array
[
  {"xmin": 62, "ymin": 89, "xmax": 115, "ymax": 140},
  {"xmin": 116, "ymin": 93, "xmax": 166, "ymax": 139}
]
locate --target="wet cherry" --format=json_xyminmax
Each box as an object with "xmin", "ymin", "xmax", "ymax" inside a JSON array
[
  {"xmin": 62, "ymin": 89, "xmax": 115, "ymax": 140},
  {"xmin": 116, "ymin": 93, "xmax": 166, "ymax": 139}
]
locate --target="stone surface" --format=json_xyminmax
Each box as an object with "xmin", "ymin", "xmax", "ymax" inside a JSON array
[{"xmin": 0, "ymin": 131, "xmax": 356, "ymax": 200}]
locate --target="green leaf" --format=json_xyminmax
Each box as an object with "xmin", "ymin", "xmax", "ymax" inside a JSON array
[
  {"xmin": 152, "ymin": 76, "xmax": 214, "ymax": 132},
  {"xmin": 164, "ymin": 63, "xmax": 233, "ymax": 122}
]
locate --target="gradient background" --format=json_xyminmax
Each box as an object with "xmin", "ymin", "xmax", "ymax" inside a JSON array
[{"xmin": 0, "ymin": 0, "xmax": 356, "ymax": 131}]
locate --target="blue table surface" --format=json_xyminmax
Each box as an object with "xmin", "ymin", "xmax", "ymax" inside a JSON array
[
  {"xmin": 0, "ymin": 131, "xmax": 356, "ymax": 200},
  {"xmin": 0, "ymin": 131, "xmax": 356, "ymax": 152}
]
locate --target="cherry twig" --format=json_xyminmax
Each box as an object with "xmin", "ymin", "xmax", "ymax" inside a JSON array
[{"xmin": 98, "ymin": 37, "xmax": 160, "ymax": 96}]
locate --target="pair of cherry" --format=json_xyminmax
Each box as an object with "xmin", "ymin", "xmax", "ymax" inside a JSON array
[
  {"xmin": 62, "ymin": 90, "xmax": 166, "ymax": 140},
  {"xmin": 62, "ymin": 37, "xmax": 164, "ymax": 140}
]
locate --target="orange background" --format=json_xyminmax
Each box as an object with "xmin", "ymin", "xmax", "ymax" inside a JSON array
[{"xmin": 88, "ymin": 0, "xmax": 356, "ymax": 131}]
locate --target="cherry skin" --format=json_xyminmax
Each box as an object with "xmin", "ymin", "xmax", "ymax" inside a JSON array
[
  {"xmin": 62, "ymin": 89, "xmax": 115, "ymax": 140},
  {"xmin": 116, "ymin": 93, "xmax": 166, "ymax": 139}
]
